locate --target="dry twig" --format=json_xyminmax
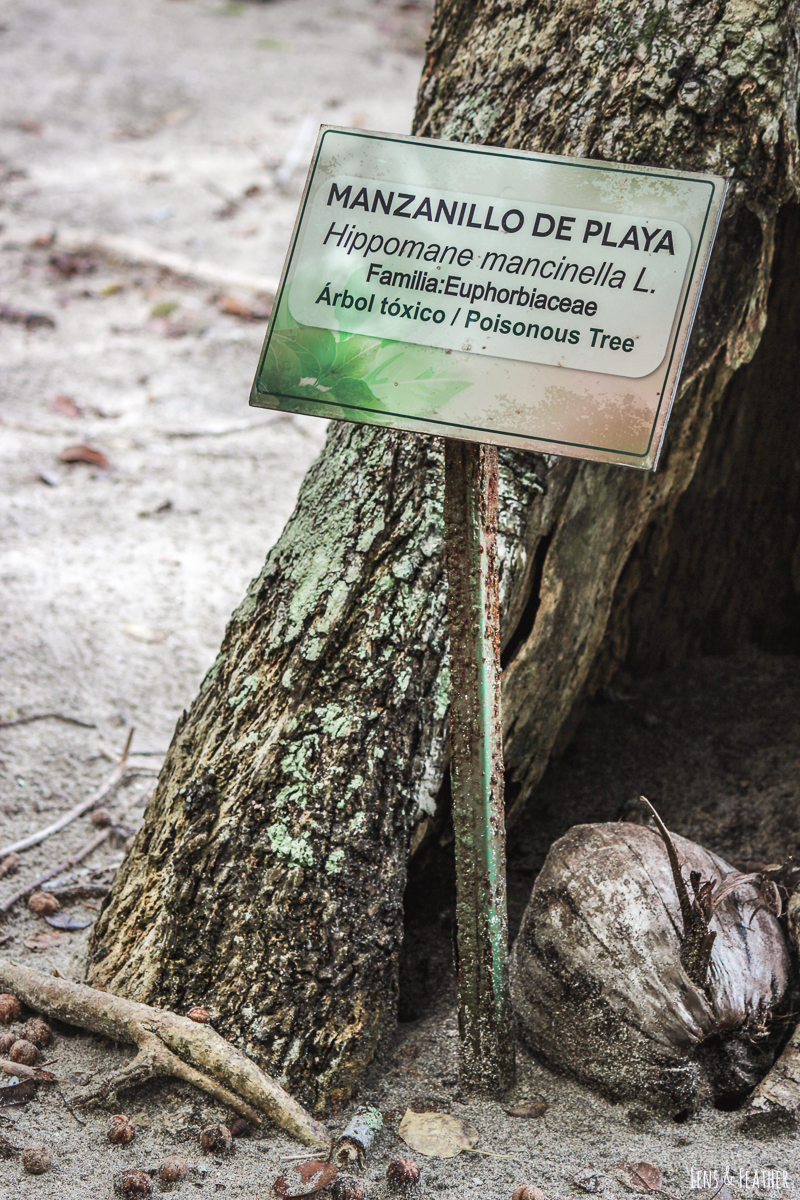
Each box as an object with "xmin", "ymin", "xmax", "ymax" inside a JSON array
[
  {"xmin": 0, "ymin": 959, "xmax": 329, "ymax": 1148},
  {"xmin": 0, "ymin": 830, "xmax": 111, "ymax": 916},
  {"xmin": 0, "ymin": 730, "xmax": 133, "ymax": 859},
  {"xmin": 43, "ymin": 884, "xmax": 110, "ymax": 903},
  {"xmin": 0, "ymin": 712, "xmax": 96, "ymax": 731}
]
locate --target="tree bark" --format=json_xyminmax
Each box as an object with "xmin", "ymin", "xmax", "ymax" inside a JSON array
[{"xmin": 89, "ymin": 0, "xmax": 800, "ymax": 1111}]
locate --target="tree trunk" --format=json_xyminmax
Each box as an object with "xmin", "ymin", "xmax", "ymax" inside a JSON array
[{"xmin": 89, "ymin": 0, "xmax": 800, "ymax": 1112}]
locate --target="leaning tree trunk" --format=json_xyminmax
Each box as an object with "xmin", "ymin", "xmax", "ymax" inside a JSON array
[{"xmin": 89, "ymin": 0, "xmax": 800, "ymax": 1111}]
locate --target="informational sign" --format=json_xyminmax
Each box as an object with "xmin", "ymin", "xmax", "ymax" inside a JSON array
[{"xmin": 250, "ymin": 127, "xmax": 726, "ymax": 469}]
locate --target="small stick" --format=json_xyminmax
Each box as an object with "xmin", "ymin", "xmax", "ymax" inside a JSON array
[
  {"xmin": 0, "ymin": 713, "xmax": 96, "ymax": 731},
  {"xmin": 41, "ymin": 884, "xmax": 110, "ymax": 902},
  {"xmin": 0, "ymin": 729, "xmax": 133, "ymax": 858},
  {"xmin": 465, "ymin": 1148, "xmax": 519, "ymax": 1161},
  {"xmin": 0, "ymin": 829, "xmax": 111, "ymax": 916},
  {"xmin": 0, "ymin": 1059, "xmax": 35, "ymax": 1079},
  {"xmin": 56, "ymin": 1084, "xmax": 86, "ymax": 1127}
]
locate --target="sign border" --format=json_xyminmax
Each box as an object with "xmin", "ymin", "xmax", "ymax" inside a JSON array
[{"xmin": 251, "ymin": 126, "xmax": 727, "ymax": 468}]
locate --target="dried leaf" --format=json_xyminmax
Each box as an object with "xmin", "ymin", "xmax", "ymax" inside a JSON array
[
  {"xmin": 218, "ymin": 295, "xmax": 252, "ymax": 317},
  {"xmin": 504, "ymin": 1101, "xmax": 547, "ymax": 1118},
  {"xmin": 273, "ymin": 1159, "xmax": 338, "ymax": 1197},
  {"xmin": 622, "ymin": 1162, "xmax": 662, "ymax": 1191},
  {"xmin": 398, "ymin": 1108, "xmax": 479, "ymax": 1158},
  {"xmin": 0, "ymin": 302, "xmax": 56, "ymax": 329},
  {"xmin": 49, "ymin": 394, "xmax": 83, "ymax": 417},
  {"xmin": 48, "ymin": 253, "xmax": 96, "ymax": 279},
  {"xmin": 44, "ymin": 911, "xmax": 93, "ymax": 930},
  {"xmin": 121, "ymin": 622, "xmax": 170, "ymax": 644},
  {"xmin": 0, "ymin": 854, "xmax": 20, "ymax": 879},
  {"xmin": 218, "ymin": 294, "xmax": 270, "ymax": 320},
  {"xmin": 576, "ymin": 1175, "xmax": 606, "ymax": 1193},
  {"xmin": 150, "ymin": 300, "xmax": 179, "ymax": 318},
  {"xmin": 22, "ymin": 930, "xmax": 66, "ymax": 951},
  {"xmin": 0, "ymin": 1079, "xmax": 36, "ymax": 1107},
  {"xmin": 60, "ymin": 444, "xmax": 111, "ymax": 469}
]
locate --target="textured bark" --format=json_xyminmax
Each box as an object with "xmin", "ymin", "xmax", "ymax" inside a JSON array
[
  {"xmin": 90, "ymin": 0, "xmax": 800, "ymax": 1110},
  {"xmin": 89, "ymin": 424, "xmax": 549, "ymax": 1112}
]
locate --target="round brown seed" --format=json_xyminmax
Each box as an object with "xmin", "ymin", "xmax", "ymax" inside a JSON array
[
  {"xmin": 107, "ymin": 1114, "xmax": 135, "ymax": 1145},
  {"xmin": 200, "ymin": 1123, "xmax": 232, "ymax": 1154},
  {"xmin": 21, "ymin": 1142, "xmax": 52, "ymax": 1175},
  {"xmin": 113, "ymin": 1169, "xmax": 153, "ymax": 1197},
  {"xmin": 9, "ymin": 1039, "xmax": 39, "ymax": 1066},
  {"xmin": 158, "ymin": 1156, "xmax": 189, "ymax": 1183},
  {"xmin": 512, "ymin": 1187, "xmax": 545, "ymax": 1200},
  {"xmin": 0, "ymin": 1032, "xmax": 16, "ymax": 1054},
  {"xmin": 0, "ymin": 994, "xmax": 22, "ymax": 1023},
  {"xmin": 187, "ymin": 1006, "xmax": 210, "ymax": 1023},
  {"xmin": 28, "ymin": 891, "xmax": 60, "ymax": 917},
  {"xmin": 19, "ymin": 1018, "xmax": 51, "ymax": 1048},
  {"xmin": 387, "ymin": 1158, "xmax": 421, "ymax": 1192}
]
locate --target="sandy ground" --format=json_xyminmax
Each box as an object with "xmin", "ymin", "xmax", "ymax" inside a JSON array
[{"xmin": 1, "ymin": 1, "xmax": 800, "ymax": 1197}]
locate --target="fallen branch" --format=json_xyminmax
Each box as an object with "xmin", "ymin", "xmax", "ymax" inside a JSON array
[
  {"xmin": 0, "ymin": 729, "xmax": 133, "ymax": 858},
  {"xmin": 0, "ymin": 958, "xmax": 329, "ymax": 1149},
  {"xmin": 0, "ymin": 829, "xmax": 111, "ymax": 916}
]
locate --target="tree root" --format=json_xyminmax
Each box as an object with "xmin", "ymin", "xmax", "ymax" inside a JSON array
[{"xmin": 0, "ymin": 958, "xmax": 329, "ymax": 1149}]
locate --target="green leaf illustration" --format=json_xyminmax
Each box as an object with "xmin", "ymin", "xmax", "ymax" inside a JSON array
[{"xmin": 258, "ymin": 301, "xmax": 473, "ymax": 421}]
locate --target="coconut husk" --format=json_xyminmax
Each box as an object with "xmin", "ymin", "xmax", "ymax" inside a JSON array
[{"xmin": 510, "ymin": 821, "xmax": 790, "ymax": 1114}]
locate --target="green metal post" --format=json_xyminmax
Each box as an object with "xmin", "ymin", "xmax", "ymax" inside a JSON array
[{"xmin": 443, "ymin": 437, "xmax": 515, "ymax": 1094}]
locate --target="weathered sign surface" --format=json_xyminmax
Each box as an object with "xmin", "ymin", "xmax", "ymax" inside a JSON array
[{"xmin": 251, "ymin": 127, "xmax": 726, "ymax": 469}]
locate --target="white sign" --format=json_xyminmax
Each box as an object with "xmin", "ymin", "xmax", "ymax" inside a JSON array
[{"xmin": 251, "ymin": 127, "xmax": 727, "ymax": 469}]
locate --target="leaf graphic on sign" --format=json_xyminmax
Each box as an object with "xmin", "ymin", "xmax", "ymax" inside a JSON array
[
  {"xmin": 260, "ymin": 298, "xmax": 472, "ymax": 421},
  {"xmin": 262, "ymin": 328, "xmax": 385, "ymax": 409},
  {"xmin": 328, "ymin": 377, "xmax": 377, "ymax": 407}
]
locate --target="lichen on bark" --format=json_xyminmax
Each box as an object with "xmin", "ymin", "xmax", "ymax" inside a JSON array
[{"xmin": 88, "ymin": 420, "xmax": 548, "ymax": 1110}]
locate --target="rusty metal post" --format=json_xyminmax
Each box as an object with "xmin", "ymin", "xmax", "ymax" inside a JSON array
[{"xmin": 443, "ymin": 437, "xmax": 515, "ymax": 1095}]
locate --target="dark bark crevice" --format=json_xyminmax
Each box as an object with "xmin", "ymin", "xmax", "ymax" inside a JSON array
[
  {"xmin": 501, "ymin": 532, "xmax": 552, "ymax": 670},
  {"xmin": 595, "ymin": 202, "xmax": 800, "ymax": 685}
]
